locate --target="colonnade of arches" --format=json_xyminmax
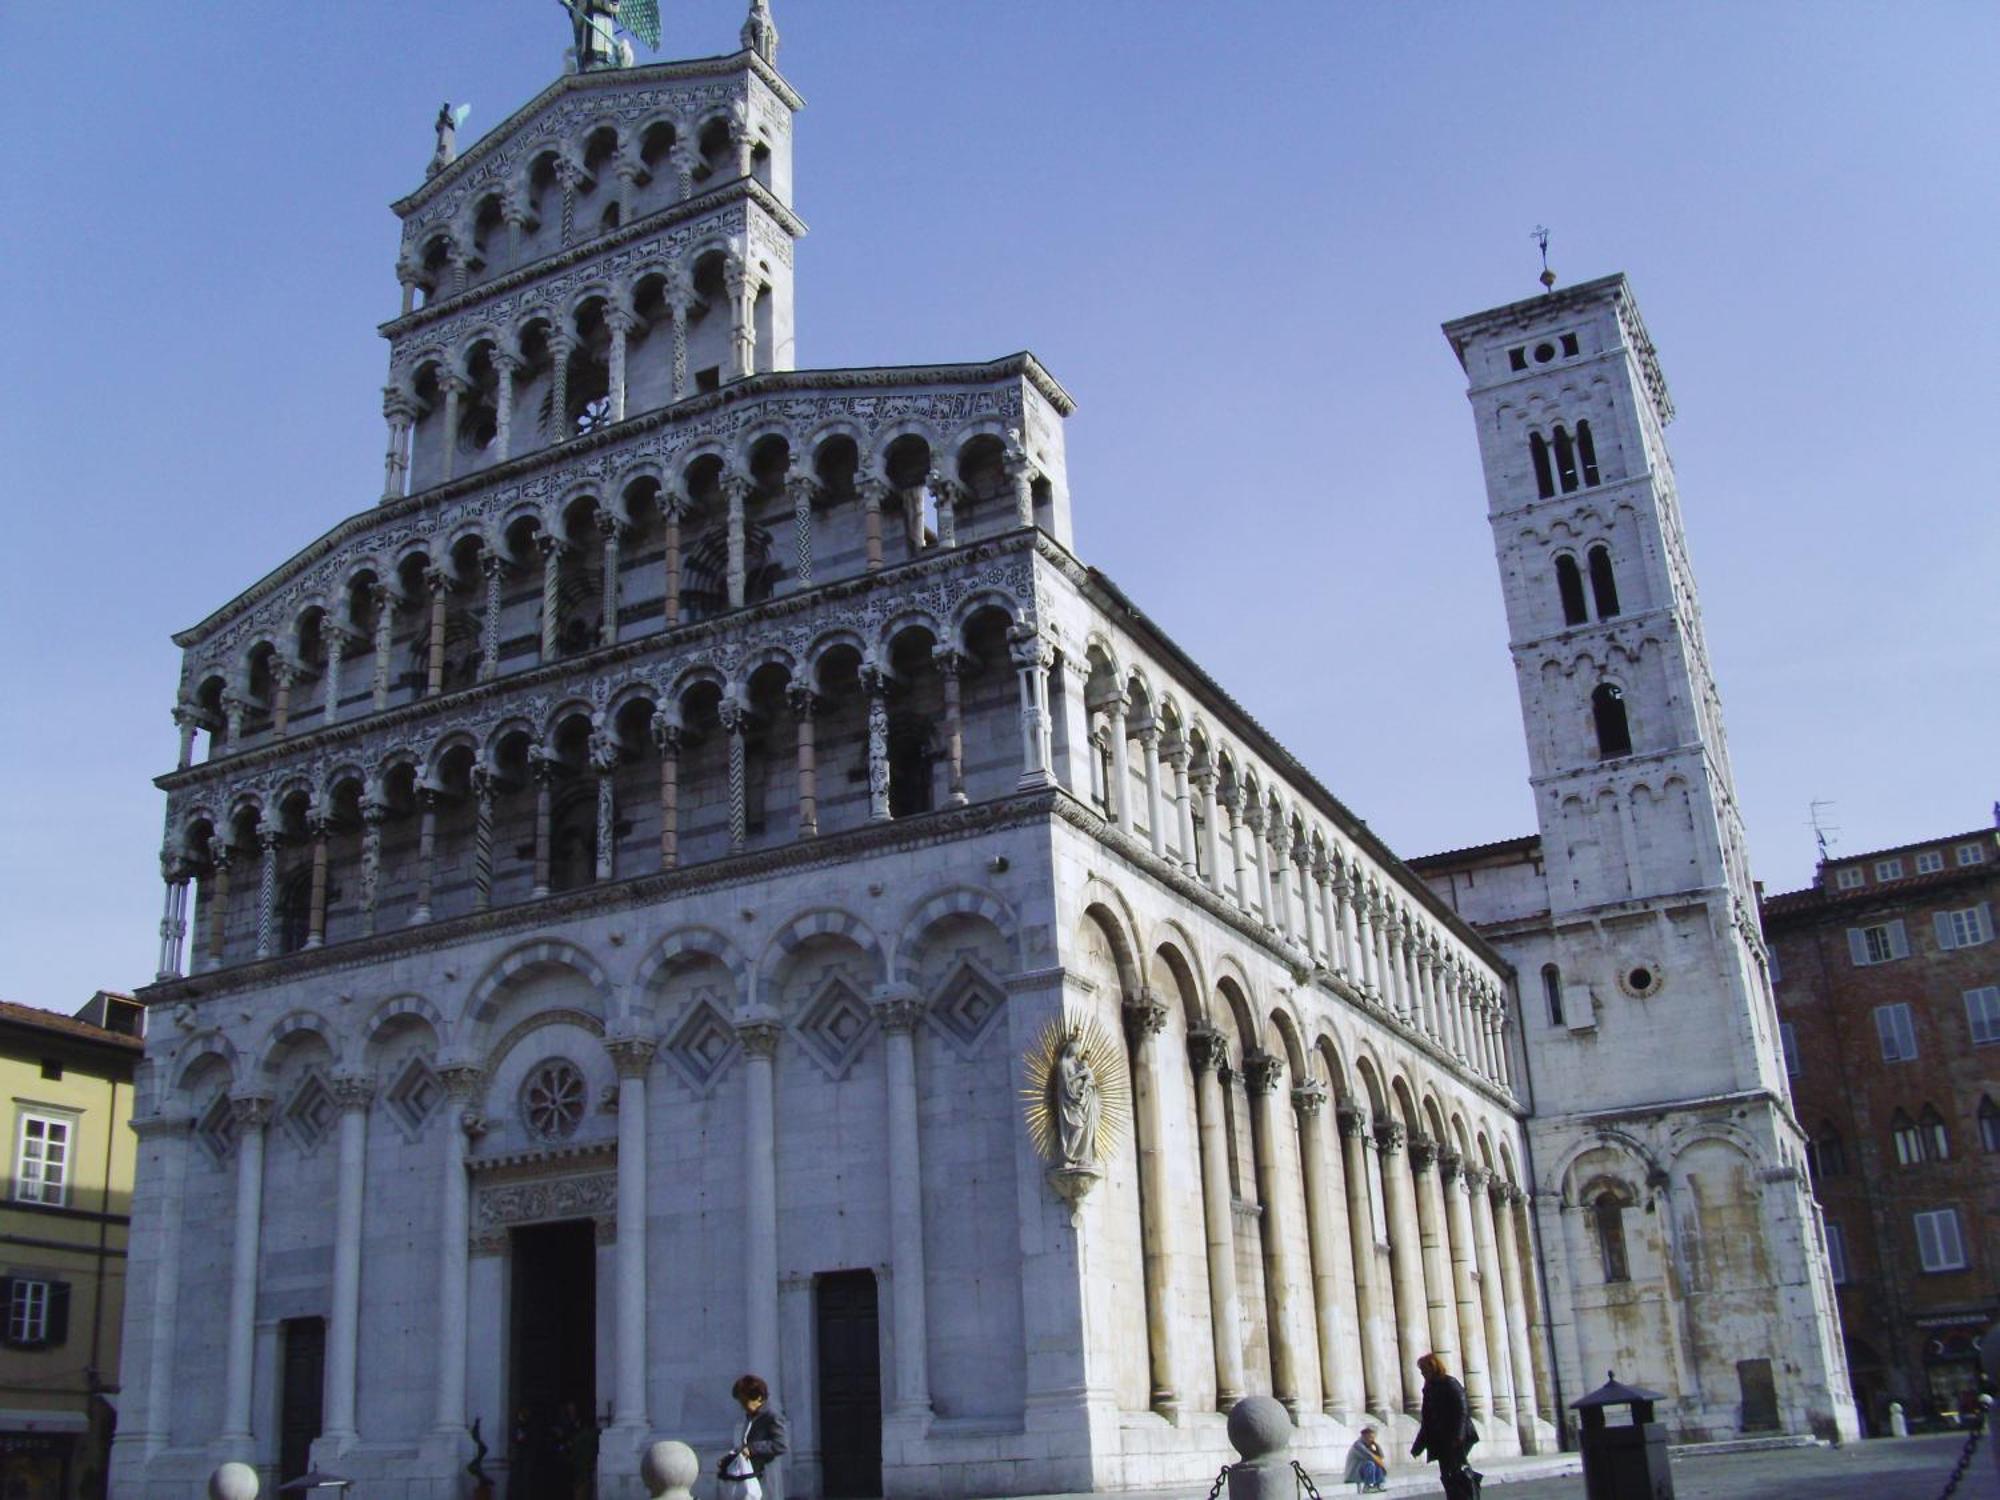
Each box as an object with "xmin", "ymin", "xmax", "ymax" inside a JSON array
[
  {"xmin": 1071, "ymin": 897, "xmax": 1550, "ymax": 1443},
  {"xmin": 175, "ymin": 422, "xmax": 1051, "ymax": 767},
  {"xmin": 1070, "ymin": 644, "xmax": 1516, "ymax": 1095}
]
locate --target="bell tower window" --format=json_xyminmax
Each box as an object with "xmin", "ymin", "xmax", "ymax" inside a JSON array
[
  {"xmin": 1577, "ymin": 420, "xmax": 1601, "ymax": 486},
  {"xmin": 1587, "ymin": 545, "xmax": 1621, "ymax": 618},
  {"xmin": 1555, "ymin": 555, "xmax": 1587, "ymax": 626},
  {"xmin": 1530, "ymin": 433, "xmax": 1555, "ymax": 499},
  {"xmin": 1592, "ymin": 683, "xmax": 1632, "ymax": 758},
  {"xmin": 1553, "ymin": 426, "xmax": 1580, "ymax": 493}
]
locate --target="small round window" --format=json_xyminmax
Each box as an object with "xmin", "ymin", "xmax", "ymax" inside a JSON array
[
  {"xmin": 1619, "ymin": 965, "xmax": 1664, "ymax": 1000},
  {"xmin": 520, "ymin": 1059, "xmax": 587, "ymax": 1140},
  {"xmin": 1533, "ymin": 342, "xmax": 1557, "ymax": 365}
]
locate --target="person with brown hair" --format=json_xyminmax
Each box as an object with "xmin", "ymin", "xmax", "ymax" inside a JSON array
[
  {"xmin": 1410, "ymin": 1352, "xmax": 1481, "ymax": 1499},
  {"xmin": 719, "ymin": 1374, "xmax": 788, "ymax": 1500}
]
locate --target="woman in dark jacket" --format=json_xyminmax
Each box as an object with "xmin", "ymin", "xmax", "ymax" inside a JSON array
[
  {"xmin": 1410, "ymin": 1353, "xmax": 1479, "ymax": 1499},
  {"xmin": 720, "ymin": 1374, "xmax": 788, "ymax": 1498}
]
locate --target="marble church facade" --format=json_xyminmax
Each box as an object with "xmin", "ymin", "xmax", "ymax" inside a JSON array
[{"xmin": 110, "ymin": 8, "xmax": 1849, "ymax": 1500}]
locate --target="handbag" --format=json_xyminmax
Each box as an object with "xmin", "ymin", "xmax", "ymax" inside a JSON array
[{"xmin": 719, "ymin": 1449, "xmax": 763, "ymax": 1500}]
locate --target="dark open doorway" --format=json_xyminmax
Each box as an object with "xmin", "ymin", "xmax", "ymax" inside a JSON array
[
  {"xmin": 511, "ymin": 1219, "xmax": 599, "ymax": 1497},
  {"xmin": 815, "ymin": 1269, "xmax": 882, "ymax": 1499},
  {"xmin": 278, "ymin": 1315, "xmax": 326, "ymax": 1486}
]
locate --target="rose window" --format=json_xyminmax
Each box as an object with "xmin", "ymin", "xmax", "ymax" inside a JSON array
[{"xmin": 520, "ymin": 1059, "xmax": 587, "ymax": 1141}]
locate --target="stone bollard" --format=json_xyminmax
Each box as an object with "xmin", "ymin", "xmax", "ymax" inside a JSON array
[
  {"xmin": 1887, "ymin": 1401, "xmax": 1907, "ymax": 1438},
  {"xmin": 1226, "ymin": 1396, "xmax": 1295, "ymax": 1500},
  {"xmin": 642, "ymin": 1439, "xmax": 700, "ymax": 1500},
  {"xmin": 209, "ymin": 1462, "xmax": 260, "ymax": 1500}
]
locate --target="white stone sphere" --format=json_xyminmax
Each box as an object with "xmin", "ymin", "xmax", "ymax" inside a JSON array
[
  {"xmin": 1226, "ymin": 1394, "xmax": 1293, "ymax": 1461},
  {"xmin": 641, "ymin": 1439, "xmax": 700, "ymax": 1498},
  {"xmin": 208, "ymin": 1462, "xmax": 260, "ymax": 1500}
]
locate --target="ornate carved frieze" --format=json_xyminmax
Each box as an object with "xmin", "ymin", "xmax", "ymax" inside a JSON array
[{"xmin": 472, "ymin": 1169, "xmax": 617, "ymax": 1236}]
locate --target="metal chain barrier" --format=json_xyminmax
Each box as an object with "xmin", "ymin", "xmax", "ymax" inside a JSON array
[
  {"xmin": 1934, "ymin": 1399, "xmax": 1988, "ymax": 1500},
  {"xmin": 1203, "ymin": 1462, "xmax": 1238, "ymax": 1500},
  {"xmin": 1291, "ymin": 1459, "xmax": 1325, "ymax": 1500}
]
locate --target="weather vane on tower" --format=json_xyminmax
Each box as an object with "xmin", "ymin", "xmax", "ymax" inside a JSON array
[{"xmin": 1533, "ymin": 226, "xmax": 1557, "ymax": 293}]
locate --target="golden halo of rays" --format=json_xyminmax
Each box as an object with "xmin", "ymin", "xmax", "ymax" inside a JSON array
[{"xmin": 1020, "ymin": 1012, "xmax": 1131, "ymax": 1165}]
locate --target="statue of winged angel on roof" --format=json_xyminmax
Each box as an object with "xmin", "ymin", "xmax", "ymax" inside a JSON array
[{"xmin": 559, "ymin": 0, "xmax": 662, "ymax": 73}]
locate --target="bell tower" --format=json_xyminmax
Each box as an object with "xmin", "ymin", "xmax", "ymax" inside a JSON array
[{"xmin": 1440, "ymin": 276, "xmax": 1858, "ymax": 1441}]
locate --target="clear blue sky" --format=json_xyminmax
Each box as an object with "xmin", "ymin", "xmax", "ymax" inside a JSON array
[{"xmin": 2, "ymin": 2, "xmax": 1994, "ymax": 1012}]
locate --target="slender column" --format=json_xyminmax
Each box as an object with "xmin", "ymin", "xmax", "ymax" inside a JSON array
[
  {"xmin": 204, "ymin": 839, "xmax": 233, "ymax": 968},
  {"xmin": 860, "ymin": 478, "xmax": 886, "ymax": 571},
  {"xmin": 608, "ymin": 1035, "xmax": 657, "ymax": 1433},
  {"xmin": 174, "ymin": 705, "xmax": 199, "ymax": 769},
  {"xmin": 739, "ymin": 1020, "xmax": 782, "ymax": 1387},
  {"xmin": 1494, "ymin": 1184, "xmax": 1541, "ymax": 1439},
  {"xmin": 492, "ymin": 352, "xmax": 518, "ymax": 462},
  {"xmin": 1466, "ymin": 1168, "xmax": 1516, "ymax": 1434},
  {"xmin": 359, "ymin": 798, "xmax": 386, "ymax": 936},
  {"xmin": 1138, "ymin": 723, "xmax": 1165, "ymax": 855},
  {"xmin": 132, "ymin": 1111, "xmax": 190, "ymax": 1454},
  {"xmin": 1332, "ymin": 864, "xmax": 1356, "ymax": 977},
  {"xmin": 223, "ymin": 693, "xmax": 247, "ymax": 747},
  {"xmin": 724, "ymin": 475, "xmax": 749, "ymax": 608},
  {"xmin": 789, "ymin": 686, "xmax": 820, "ymax": 837},
  {"xmin": 254, "ymin": 828, "xmax": 281, "ymax": 960},
  {"xmin": 1439, "ymin": 1152, "xmax": 1492, "ymax": 1422},
  {"xmin": 1377, "ymin": 1120, "xmax": 1429, "ymax": 1415},
  {"xmin": 725, "ymin": 264, "xmax": 757, "ymax": 378},
  {"xmin": 874, "ymin": 991, "xmax": 935, "ymax": 1418},
  {"xmin": 930, "ymin": 473, "xmax": 961, "ymax": 549},
  {"xmin": 1003, "ymin": 444, "xmax": 1036, "ymax": 528},
  {"xmin": 323, "ymin": 1074, "xmax": 374, "ymax": 1446},
  {"xmin": 1227, "ymin": 790, "xmax": 1250, "ymax": 909},
  {"xmin": 323, "ymin": 626, "xmax": 349, "ymax": 726},
  {"xmin": 439, "ymin": 374, "xmax": 465, "ymax": 483},
  {"xmin": 589, "ymin": 731, "xmax": 619, "ymax": 880},
  {"xmin": 720, "ymin": 701, "xmax": 748, "ymax": 852},
  {"xmin": 1417, "ymin": 941, "xmax": 1440, "ymax": 1041},
  {"xmin": 424, "ymin": 570, "xmax": 452, "ymax": 697},
  {"xmin": 1170, "ymin": 743, "xmax": 1196, "ymax": 874},
  {"xmin": 613, "ymin": 155, "xmax": 641, "ymax": 224},
  {"xmin": 548, "ymin": 332, "xmax": 574, "ymax": 443},
  {"xmin": 1294, "ymin": 1080, "xmax": 1362, "ymax": 1421},
  {"xmin": 936, "ymin": 648, "xmax": 967, "ymax": 807},
  {"xmin": 1315, "ymin": 863, "xmax": 1338, "ymax": 971},
  {"xmin": 653, "ymin": 715, "xmax": 682, "ymax": 867},
  {"xmin": 1009, "ymin": 628, "xmax": 1052, "ymax": 788},
  {"xmin": 671, "ymin": 142, "xmax": 698, "ymax": 201},
  {"xmin": 433, "ymin": 1066, "xmax": 484, "ymax": 1438},
  {"xmin": 1374, "ymin": 901, "xmax": 1398, "ymax": 1013},
  {"xmin": 1294, "ymin": 837, "xmax": 1317, "ymax": 959},
  {"xmin": 1340, "ymin": 1102, "xmax": 1395, "ymax": 1423},
  {"xmin": 381, "ymin": 390, "xmax": 415, "ymax": 501},
  {"xmin": 1243, "ymin": 1051, "xmax": 1302, "ymax": 1415},
  {"xmin": 1248, "ymin": 804, "xmax": 1275, "ymax": 926},
  {"xmin": 1100, "ymin": 695, "xmax": 1131, "ymax": 828},
  {"xmin": 470, "ymin": 769, "xmax": 496, "ymax": 911},
  {"xmin": 1409, "ymin": 1135, "xmax": 1461, "ymax": 1374},
  {"xmin": 606, "ymin": 308, "xmax": 632, "ymax": 422},
  {"xmin": 787, "ymin": 470, "xmax": 816, "ymax": 583},
  {"xmin": 864, "ymin": 666, "xmax": 892, "ymax": 822},
  {"xmin": 478, "ymin": 554, "xmax": 505, "ymax": 681},
  {"xmin": 1124, "ymin": 991, "xmax": 1180, "ymax": 1419},
  {"xmin": 156, "ymin": 856, "xmax": 192, "ymax": 980},
  {"xmin": 538, "ymin": 536, "xmax": 567, "ymax": 661},
  {"xmin": 220, "ymin": 1093, "xmax": 272, "ymax": 1445},
  {"xmin": 660, "ymin": 493, "xmax": 686, "ymax": 626},
  {"xmin": 409, "ymin": 787, "xmax": 440, "ymax": 924},
  {"xmin": 370, "ymin": 583, "xmax": 396, "ymax": 711},
  {"xmin": 1266, "ymin": 819, "xmax": 1291, "ymax": 940},
  {"xmin": 597, "ymin": 513, "xmax": 624, "ymax": 646},
  {"xmin": 531, "ymin": 756, "xmax": 556, "ymax": 897},
  {"xmin": 1187, "ymin": 1025, "xmax": 1244, "ymax": 1408},
  {"xmin": 1196, "ymin": 769, "xmax": 1222, "ymax": 893},
  {"xmin": 668, "ymin": 291, "xmax": 691, "ymax": 401},
  {"xmin": 1350, "ymin": 876, "xmax": 1375, "ymax": 994},
  {"xmin": 270, "ymin": 661, "xmax": 295, "ymax": 738},
  {"xmin": 304, "ymin": 815, "xmax": 330, "ymax": 949},
  {"xmin": 556, "ymin": 158, "xmax": 577, "ymax": 247}
]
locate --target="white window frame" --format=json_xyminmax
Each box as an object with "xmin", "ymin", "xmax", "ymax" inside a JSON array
[
  {"xmin": 1916, "ymin": 851, "xmax": 1945, "ymax": 874},
  {"xmin": 13, "ymin": 1110, "xmax": 74, "ymax": 1208},
  {"xmin": 1958, "ymin": 843, "xmax": 1987, "ymax": 867},
  {"xmin": 1824, "ymin": 1221, "xmax": 1848, "ymax": 1284},
  {"xmin": 1966, "ymin": 987, "xmax": 2000, "ymax": 1047},
  {"xmin": 1850, "ymin": 920, "xmax": 1909, "ymax": 966},
  {"xmin": 1915, "ymin": 1208, "xmax": 1967, "ymax": 1273},
  {"xmin": 5, "ymin": 1278, "xmax": 49, "ymax": 1345},
  {"xmin": 1835, "ymin": 867, "xmax": 1865, "ymax": 890},
  {"xmin": 1876, "ymin": 858, "xmax": 1905, "ymax": 881},
  {"xmin": 1780, "ymin": 1022, "xmax": 1801, "ymax": 1078},
  {"xmin": 1936, "ymin": 905, "xmax": 1994, "ymax": 951},
  {"xmin": 1874, "ymin": 1002, "xmax": 1918, "ymax": 1063}
]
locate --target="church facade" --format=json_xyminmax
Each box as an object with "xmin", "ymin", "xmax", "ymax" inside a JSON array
[{"xmin": 111, "ymin": 8, "xmax": 1852, "ymax": 1499}]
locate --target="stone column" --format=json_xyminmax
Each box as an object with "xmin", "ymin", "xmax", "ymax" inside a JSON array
[
  {"xmin": 1332, "ymin": 864, "xmax": 1357, "ymax": 978},
  {"xmin": 433, "ymin": 1065, "xmax": 484, "ymax": 1440},
  {"xmin": 1267, "ymin": 822, "xmax": 1291, "ymax": 941},
  {"xmin": 1409, "ymin": 1135, "xmax": 1461, "ymax": 1377},
  {"xmin": 789, "ymin": 686, "xmax": 819, "ymax": 837},
  {"xmin": 653, "ymin": 716, "xmax": 682, "ymax": 868},
  {"xmin": 607, "ymin": 308, "xmax": 633, "ymax": 422},
  {"xmin": 156, "ymin": 856, "xmax": 193, "ymax": 980},
  {"xmin": 1373, "ymin": 902, "xmax": 1398, "ymax": 1014},
  {"xmin": 470, "ymin": 768, "xmax": 496, "ymax": 911},
  {"xmin": 864, "ymin": 666, "xmax": 892, "ymax": 822},
  {"xmin": 1004, "ymin": 443, "xmax": 1036, "ymax": 528},
  {"xmin": 671, "ymin": 142, "xmax": 698, "ymax": 202},
  {"xmin": 1466, "ymin": 1167, "xmax": 1516, "ymax": 1435},
  {"xmin": 1170, "ymin": 743, "xmax": 1196, "ymax": 875},
  {"xmin": 323, "ymin": 1073, "xmax": 374, "ymax": 1448},
  {"xmin": 174, "ymin": 705, "xmax": 199, "ymax": 769},
  {"xmin": 492, "ymin": 352, "xmax": 519, "ymax": 462},
  {"xmin": 1493, "ymin": 1183, "xmax": 1541, "ymax": 1441},
  {"xmin": 532, "ymin": 756, "xmax": 556, "ymax": 898},
  {"xmin": 1243, "ymin": 1050, "xmax": 1302, "ymax": 1416},
  {"xmin": 873, "ymin": 990, "xmax": 935, "ymax": 1420},
  {"xmin": 1009, "ymin": 628, "xmax": 1053, "ymax": 788},
  {"xmin": 204, "ymin": 838, "xmax": 233, "ymax": 969},
  {"xmin": 1340, "ymin": 1102, "xmax": 1394, "ymax": 1423},
  {"xmin": 930, "ymin": 472, "xmax": 961, "ymax": 550},
  {"xmin": 787, "ymin": 470, "xmax": 816, "ymax": 583},
  {"xmin": 1100, "ymin": 695, "xmax": 1131, "ymax": 829},
  {"xmin": 131, "ymin": 1110, "xmax": 190, "ymax": 1454},
  {"xmin": 254, "ymin": 828, "xmax": 282, "ymax": 960},
  {"xmin": 1349, "ymin": 875, "xmax": 1374, "ymax": 995},
  {"xmin": 1123, "ymin": 990, "xmax": 1180, "ymax": 1419},
  {"xmin": 860, "ymin": 478, "xmax": 886, "ymax": 571},
  {"xmin": 720, "ymin": 701, "xmax": 748, "ymax": 853},
  {"xmin": 660, "ymin": 492, "xmax": 686, "ymax": 627},
  {"xmin": 1138, "ymin": 723, "xmax": 1165, "ymax": 857},
  {"xmin": 323, "ymin": 626, "xmax": 349, "ymax": 726},
  {"xmin": 1247, "ymin": 804, "xmax": 1275, "ymax": 928},
  {"xmin": 724, "ymin": 474, "xmax": 749, "ymax": 609},
  {"xmin": 1314, "ymin": 863, "xmax": 1338, "ymax": 972},
  {"xmin": 936, "ymin": 647, "xmax": 968, "ymax": 806},
  {"xmin": 538, "ymin": 536, "xmax": 567, "ymax": 661},
  {"xmin": 608, "ymin": 1034, "xmax": 657, "ymax": 1435},
  {"xmin": 370, "ymin": 582, "xmax": 396, "ymax": 711},
  {"xmin": 412, "ymin": 786, "xmax": 441, "ymax": 924},
  {"xmin": 1196, "ymin": 769, "xmax": 1222, "ymax": 893},
  {"xmin": 219, "ymin": 1093, "xmax": 272, "ymax": 1448},
  {"xmin": 359, "ymin": 797, "xmax": 386, "ymax": 936},
  {"xmin": 548, "ymin": 331, "xmax": 574, "ymax": 441},
  {"xmin": 667, "ymin": 289, "xmax": 691, "ymax": 401},
  {"xmin": 1187, "ymin": 1024, "xmax": 1244, "ymax": 1409},
  {"xmin": 1376, "ymin": 1120, "xmax": 1428, "ymax": 1415},
  {"xmin": 475, "ymin": 553, "xmax": 505, "ymax": 683},
  {"xmin": 1227, "ymin": 790, "xmax": 1250, "ymax": 911},
  {"xmin": 270, "ymin": 660, "xmax": 295, "ymax": 738},
  {"xmin": 305, "ymin": 815, "xmax": 330, "ymax": 949},
  {"xmin": 590, "ymin": 730, "xmax": 619, "ymax": 880},
  {"xmin": 381, "ymin": 389, "xmax": 415, "ymax": 501},
  {"xmin": 725, "ymin": 264, "xmax": 756, "ymax": 379},
  {"xmin": 1439, "ymin": 1152, "xmax": 1491, "ymax": 1422},
  {"xmin": 222, "ymin": 693, "xmax": 247, "ymax": 748},
  {"xmin": 439, "ymin": 374, "xmax": 466, "ymax": 483},
  {"xmin": 598, "ymin": 512, "xmax": 624, "ymax": 646},
  {"xmin": 1293, "ymin": 1080, "xmax": 1361, "ymax": 1420},
  {"xmin": 1294, "ymin": 838, "xmax": 1317, "ymax": 961},
  {"xmin": 739, "ymin": 1019, "xmax": 783, "ymax": 1388}
]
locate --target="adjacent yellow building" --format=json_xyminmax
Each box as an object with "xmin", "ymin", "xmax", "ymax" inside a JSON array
[{"xmin": 0, "ymin": 994, "xmax": 142, "ymax": 1500}]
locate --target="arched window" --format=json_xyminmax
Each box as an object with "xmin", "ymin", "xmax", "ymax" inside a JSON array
[
  {"xmin": 1809, "ymin": 1121, "xmax": 1847, "ymax": 1178},
  {"xmin": 1552, "ymin": 426, "xmax": 1580, "ymax": 493},
  {"xmin": 1577, "ymin": 420, "xmax": 1601, "ymax": 486},
  {"xmin": 1592, "ymin": 1190, "xmax": 1630, "ymax": 1283},
  {"xmin": 1591, "ymin": 683, "xmax": 1632, "ymax": 758},
  {"xmin": 1555, "ymin": 555, "xmax": 1588, "ymax": 626},
  {"xmin": 1980, "ymin": 1096, "xmax": 2000, "ymax": 1154},
  {"xmin": 549, "ymin": 789, "xmax": 598, "ymax": 893},
  {"xmin": 1890, "ymin": 1110, "xmax": 1923, "ymax": 1167},
  {"xmin": 277, "ymin": 868, "xmax": 312, "ymax": 956},
  {"xmin": 1587, "ymin": 545, "xmax": 1621, "ymax": 619},
  {"xmin": 1920, "ymin": 1105, "xmax": 1951, "ymax": 1162},
  {"xmin": 1530, "ymin": 433, "xmax": 1555, "ymax": 499},
  {"xmin": 887, "ymin": 716, "xmax": 935, "ymax": 818},
  {"xmin": 1541, "ymin": 964, "xmax": 1566, "ymax": 1026}
]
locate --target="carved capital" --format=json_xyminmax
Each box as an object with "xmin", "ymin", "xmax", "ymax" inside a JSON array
[
  {"xmin": 605, "ymin": 1036, "xmax": 659, "ymax": 1079},
  {"xmin": 1462, "ymin": 1164, "xmax": 1491, "ymax": 1192},
  {"xmin": 931, "ymin": 644, "xmax": 966, "ymax": 678},
  {"xmin": 1407, "ymin": 1132, "xmax": 1438, "ymax": 1172},
  {"xmin": 786, "ymin": 683, "xmax": 819, "ymax": 719},
  {"xmin": 1122, "ymin": 989, "xmax": 1169, "ymax": 1044},
  {"xmin": 650, "ymin": 713, "xmax": 683, "ymax": 755},
  {"xmin": 1291, "ymin": 1079, "xmax": 1329, "ymax": 1117},
  {"xmin": 1373, "ymin": 1118, "xmax": 1406, "ymax": 1155},
  {"xmin": 871, "ymin": 985, "xmax": 925, "ymax": 1035},
  {"xmin": 1335, "ymin": 1099, "xmax": 1367, "ymax": 1139},
  {"xmin": 1437, "ymin": 1146, "xmax": 1462, "ymax": 1183},
  {"xmin": 737, "ymin": 1018, "xmax": 783, "ymax": 1059},
  {"xmin": 437, "ymin": 1063, "xmax": 485, "ymax": 1102},
  {"xmin": 1186, "ymin": 1022, "xmax": 1228, "ymax": 1076},
  {"xmin": 1241, "ymin": 1050, "xmax": 1283, "ymax": 1096},
  {"xmin": 228, "ymin": 1093, "xmax": 274, "ymax": 1130},
  {"xmin": 330, "ymin": 1072, "xmax": 376, "ymax": 1112}
]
